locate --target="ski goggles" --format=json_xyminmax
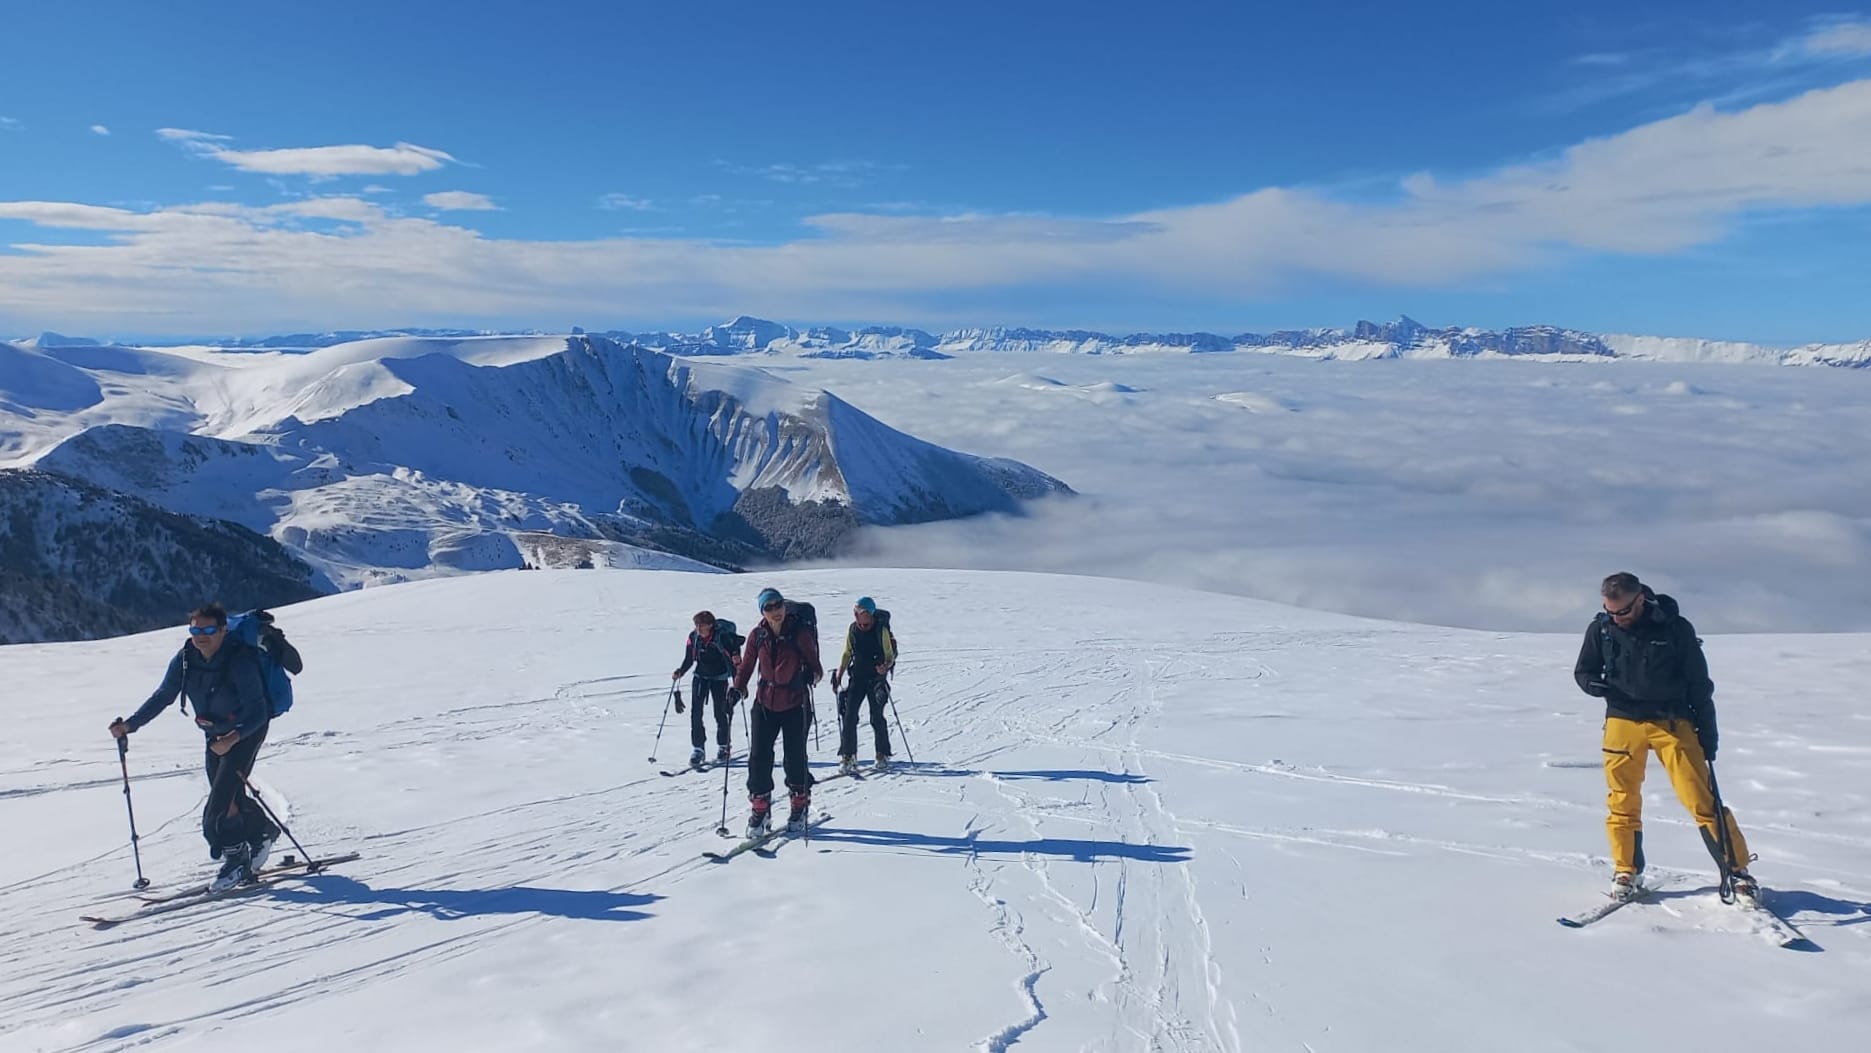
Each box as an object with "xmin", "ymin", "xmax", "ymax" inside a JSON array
[{"xmin": 187, "ymin": 625, "xmax": 222, "ymax": 636}]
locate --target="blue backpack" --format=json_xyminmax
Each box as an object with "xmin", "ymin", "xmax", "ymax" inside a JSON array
[{"xmin": 226, "ymin": 610, "xmax": 301, "ymax": 718}]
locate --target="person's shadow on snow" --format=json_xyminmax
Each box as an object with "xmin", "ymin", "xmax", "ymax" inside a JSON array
[
  {"xmin": 1761, "ymin": 888, "xmax": 1871, "ymax": 928},
  {"xmin": 269, "ymin": 875, "xmax": 660, "ymax": 923}
]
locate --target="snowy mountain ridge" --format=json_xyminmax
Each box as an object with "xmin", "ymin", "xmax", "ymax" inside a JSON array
[{"xmin": 0, "ymin": 335, "xmax": 1069, "ymax": 603}]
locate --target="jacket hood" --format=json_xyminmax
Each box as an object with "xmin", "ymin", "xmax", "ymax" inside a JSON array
[{"xmin": 1646, "ymin": 586, "xmax": 1681, "ymax": 622}]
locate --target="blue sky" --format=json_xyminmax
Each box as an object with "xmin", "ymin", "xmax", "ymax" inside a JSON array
[{"xmin": 2, "ymin": 0, "xmax": 1870, "ymax": 341}]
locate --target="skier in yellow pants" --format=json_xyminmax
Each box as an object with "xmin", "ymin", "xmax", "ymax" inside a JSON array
[{"xmin": 1575, "ymin": 573, "xmax": 1756, "ymax": 900}]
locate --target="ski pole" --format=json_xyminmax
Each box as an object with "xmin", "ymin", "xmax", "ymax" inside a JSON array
[
  {"xmin": 240, "ymin": 773, "xmax": 324, "ymax": 872},
  {"xmin": 115, "ymin": 737, "xmax": 151, "ymax": 890},
  {"xmin": 885, "ymin": 679, "xmax": 915, "ymax": 765},
  {"xmin": 1708, "ymin": 760, "xmax": 1737, "ymax": 904},
  {"xmin": 810, "ymin": 687, "xmax": 821, "ymax": 751},
  {"xmin": 715, "ymin": 736, "xmax": 734, "ymax": 837},
  {"xmin": 648, "ymin": 680, "xmax": 677, "ymax": 762}
]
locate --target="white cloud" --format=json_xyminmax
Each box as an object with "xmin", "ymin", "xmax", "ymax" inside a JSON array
[
  {"xmin": 90, "ymin": 124, "xmax": 111, "ymax": 136},
  {"xmin": 1800, "ymin": 17, "xmax": 1871, "ymax": 57},
  {"xmin": 1550, "ymin": 17, "xmax": 1871, "ymax": 112},
  {"xmin": 0, "ymin": 116, "xmax": 21, "ymax": 131},
  {"xmin": 724, "ymin": 160, "xmax": 890, "ymax": 188},
  {"xmin": 157, "ymin": 127, "xmax": 232, "ymax": 142},
  {"xmin": 422, "ymin": 191, "xmax": 499, "ymax": 211},
  {"xmin": 599, "ymin": 193, "xmax": 655, "ymax": 211},
  {"xmin": 7, "ymin": 80, "xmax": 1871, "ymax": 332},
  {"xmin": 157, "ymin": 127, "xmax": 455, "ymax": 177},
  {"xmin": 272, "ymin": 197, "xmax": 387, "ymax": 223},
  {"xmin": 804, "ymin": 352, "xmax": 1871, "ymax": 634}
]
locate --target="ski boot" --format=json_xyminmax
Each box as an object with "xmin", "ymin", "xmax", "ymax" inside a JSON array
[
  {"xmin": 690, "ymin": 747, "xmax": 707, "ymax": 770},
  {"xmin": 746, "ymin": 794, "xmax": 772, "ymax": 838},
  {"xmin": 1609, "ymin": 871, "xmax": 1640, "ymax": 902},
  {"xmin": 250, "ymin": 828, "xmax": 279, "ymax": 873},
  {"xmin": 873, "ymin": 752, "xmax": 892, "ymax": 772},
  {"xmin": 1730, "ymin": 870, "xmax": 1760, "ymax": 899},
  {"xmin": 838, "ymin": 754, "xmax": 858, "ymax": 776},
  {"xmin": 211, "ymin": 842, "xmax": 255, "ymax": 893},
  {"xmin": 787, "ymin": 789, "xmax": 811, "ymax": 833},
  {"xmin": 716, "ymin": 743, "xmax": 732, "ymax": 765}
]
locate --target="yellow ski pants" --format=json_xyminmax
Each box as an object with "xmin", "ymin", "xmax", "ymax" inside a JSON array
[{"xmin": 1602, "ymin": 717, "xmax": 1750, "ymax": 874}]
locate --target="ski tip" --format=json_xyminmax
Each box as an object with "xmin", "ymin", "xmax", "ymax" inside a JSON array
[{"xmin": 1556, "ymin": 918, "xmax": 1584, "ymax": 928}]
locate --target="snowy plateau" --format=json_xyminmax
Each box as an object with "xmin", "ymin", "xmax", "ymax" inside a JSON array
[{"xmin": 1, "ymin": 568, "xmax": 1867, "ymax": 1052}]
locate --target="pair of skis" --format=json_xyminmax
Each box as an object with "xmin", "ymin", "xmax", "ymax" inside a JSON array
[
  {"xmin": 703, "ymin": 813, "xmax": 831, "ymax": 863},
  {"xmin": 817, "ymin": 761, "xmax": 896, "ymax": 785},
  {"xmin": 1557, "ymin": 878, "xmax": 1805, "ymax": 947},
  {"xmin": 80, "ymin": 853, "xmax": 361, "ymax": 929}
]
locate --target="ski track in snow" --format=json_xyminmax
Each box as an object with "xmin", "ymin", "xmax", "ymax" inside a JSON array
[{"xmin": 2, "ymin": 569, "xmax": 1868, "ymax": 1050}]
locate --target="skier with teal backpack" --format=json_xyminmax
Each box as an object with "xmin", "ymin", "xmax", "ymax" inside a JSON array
[{"xmin": 110, "ymin": 604, "xmax": 303, "ymax": 890}]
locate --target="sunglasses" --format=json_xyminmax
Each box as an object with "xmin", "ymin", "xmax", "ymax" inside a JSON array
[
  {"xmin": 762, "ymin": 601, "xmax": 784, "ymax": 612},
  {"xmin": 1604, "ymin": 596, "xmax": 1641, "ymax": 618},
  {"xmin": 187, "ymin": 625, "xmax": 222, "ymax": 636}
]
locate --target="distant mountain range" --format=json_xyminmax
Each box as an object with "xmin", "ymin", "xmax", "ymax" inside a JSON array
[{"xmin": 22, "ymin": 315, "xmax": 1871, "ymax": 367}]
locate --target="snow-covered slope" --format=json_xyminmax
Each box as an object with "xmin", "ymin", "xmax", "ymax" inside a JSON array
[
  {"xmin": 4, "ymin": 336, "xmax": 1067, "ymax": 591},
  {"xmin": 2, "ymin": 567, "xmax": 1865, "ymax": 1051}
]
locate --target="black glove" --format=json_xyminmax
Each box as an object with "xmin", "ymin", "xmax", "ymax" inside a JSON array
[
  {"xmin": 1696, "ymin": 726, "xmax": 1717, "ymax": 761},
  {"xmin": 727, "ymin": 686, "xmax": 745, "ymax": 705},
  {"xmin": 674, "ymin": 697, "xmax": 685, "ymax": 714}
]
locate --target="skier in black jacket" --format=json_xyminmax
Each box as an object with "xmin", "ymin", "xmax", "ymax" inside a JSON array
[
  {"xmin": 109, "ymin": 603, "xmax": 293, "ymax": 890},
  {"xmin": 1573, "ymin": 573, "xmax": 1755, "ymax": 900},
  {"xmin": 830, "ymin": 596, "xmax": 897, "ymax": 774},
  {"xmin": 672, "ymin": 610, "xmax": 740, "ymax": 768}
]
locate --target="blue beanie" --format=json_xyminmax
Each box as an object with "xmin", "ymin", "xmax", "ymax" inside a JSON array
[
  {"xmin": 757, "ymin": 587, "xmax": 783, "ymax": 611},
  {"xmin": 855, "ymin": 596, "xmax": 876, "ymax": 613}
]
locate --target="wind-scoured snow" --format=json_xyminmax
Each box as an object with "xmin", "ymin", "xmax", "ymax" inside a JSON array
[{"xmin": 0, "ymin": 568, "xmax": 1865, "ymax": 1051}]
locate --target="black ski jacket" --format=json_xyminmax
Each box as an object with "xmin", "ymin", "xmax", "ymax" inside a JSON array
[
  {"xmin": 1573, "ymin": 588, "xmax": 1718, "ymax": 748},
  {"xmin": 676, "ymin": 630, "xmax": 738, "ymax": 681},
  {"xmin": 125, "ymin": 640, "xmax": 270, "ymax": 740}
]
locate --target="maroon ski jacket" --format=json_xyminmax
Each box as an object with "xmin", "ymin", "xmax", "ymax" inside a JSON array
[{"xmin": 733, "ymin": 613, "xmax": 822, "ymax": 713}]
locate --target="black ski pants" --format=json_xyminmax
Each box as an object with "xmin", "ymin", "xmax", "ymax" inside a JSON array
[
  {"xmin": 747, "ymin": 702, "xmax": 813, "ymax": 799},
  {"xmin": 689, "ymin": 676, "xmax": 733, "ymax": 751},
  {"xmin": 201, "ymin": 723, "xmax": 277, "ymax": 858},
  {"xmin": 838, "ymin": 678, "xmax": 893, "ymax": 759}
]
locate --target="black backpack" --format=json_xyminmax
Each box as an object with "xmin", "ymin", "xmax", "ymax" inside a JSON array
[
  {"xmin": 873, "ymin": 608, "xmax": 897, "ymax": 652},
  {"xmin": 784, "ymin": 601, "xmax": 817, "ymax": 647}
]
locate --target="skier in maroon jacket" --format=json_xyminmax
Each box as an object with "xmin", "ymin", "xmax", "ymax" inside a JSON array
[{"xmin": 729, "ymin": 587, "xmax": 822, "ymax": 836}]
